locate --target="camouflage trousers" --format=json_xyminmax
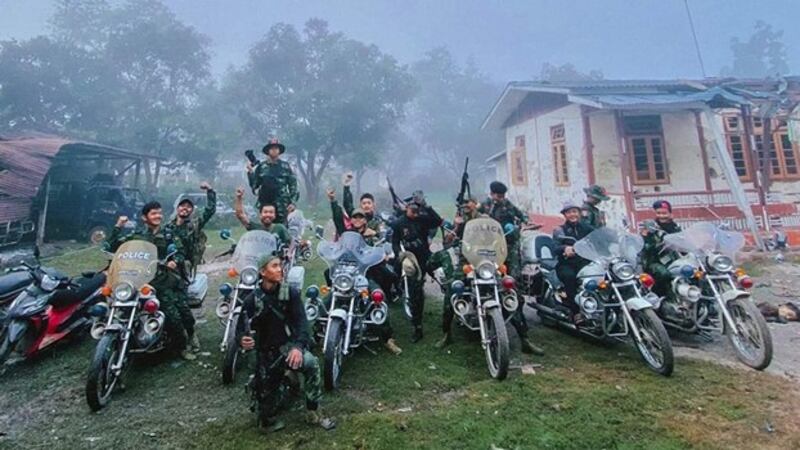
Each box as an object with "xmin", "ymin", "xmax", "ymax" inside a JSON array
[
  {"xmin": 158, "ymin": 287, "xmax": 195, "ymax": 353},
  {"xmin": 505, "ymin": 240, "xmax": 529, "ymax": 338},
  {"xmin": 252, "ymin": 347, "xmax": 322, "ymax": 423},
  {"xmin": 645, "ymin": 262, "xmax": 672, "ymax": 298}
]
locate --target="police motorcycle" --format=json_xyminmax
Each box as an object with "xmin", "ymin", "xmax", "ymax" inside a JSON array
[
  {"xmin": 527, "ymin": 227, "xmax": 674, "ymax": 376},
  {"xmin": 304, "ymin": 231, "xmax": 389, "ymax": 390},
  {"xmin": 216, "ymin": 229, "xmax": 304, "ymax": 384},
  {"xmin": 448, "ymin": 218, "xmax": 519, "ymax": 380},
  {"xmin": 660, "ymin": 222, "xmax": 772, "ymax": 370},
  {"xmin": 287, "ymin": 209, "xmax": 315, "ymax": 264},
  {"xmin": 85, "ymin": 240, "xmax": 175, "ymax": 411},
  {"xmin": 185, "ymin": 267, "xmax": 209, "ymax": 309}
]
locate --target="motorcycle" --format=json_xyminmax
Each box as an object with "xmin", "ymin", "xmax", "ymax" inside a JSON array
[
  {"xmin": 0, "ymin": 268, "xmax": 36, "ymax": 327},
  {"xmin": 216, "ymin": 229, "xmax": 280, "ymax": 384},
  {"xmin": 659, "ymin": 222, "xmax": 772, "ymax": 370},
  {"xmin": 447, "ymin": 218, "xmax": 517, "ymax": 380},
  {"xmin": 287, "ymin": 209, "xmax": 315, "ymax": 264},
  {"xmin": 85, "ymin": 240, "xmax": 175, "ymax": 411},
  {"xmin": 304, "ymin": 231, "xmax": 389, "ymax": 390},
  {"xmin": 0, "ymin": 263, "xmax": 105, "ymax": 368},
  {"xmin": 528, "ymin": 227, "xmax": 674, "ymax": 376}
]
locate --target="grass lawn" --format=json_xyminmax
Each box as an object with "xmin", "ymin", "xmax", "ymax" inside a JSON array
[{"xmin": 1, "ymin": 229, "xmax": 798, "ymax": 449}]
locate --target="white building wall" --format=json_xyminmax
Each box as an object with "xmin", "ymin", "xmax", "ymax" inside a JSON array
[{"xmin": 503, "ymin": 104, "xmax": 588, "ymax": 215}]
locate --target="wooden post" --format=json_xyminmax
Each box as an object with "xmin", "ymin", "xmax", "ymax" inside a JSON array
[
  {"xmin": 36, "ymin": 175, "xmax": 51, "ymax": 247},
  {"xmin": 614, "ymin": 111, "xmax": 636, "ymax": 229},
  {"xmin": 581, "ymin": 106, "xmax": 597, "ymax": 185}
]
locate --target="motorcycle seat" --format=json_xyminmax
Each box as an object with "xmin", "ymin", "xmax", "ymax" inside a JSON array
[
  {"xmin": 539, "ymin": 259, "xmax": 558, "ymax": 271},
  {"xmin": 0, "ymin": 271, "xmax": 33, "ymax": 301},
  {"xmin": 49, "ymin": 273, "xmax": 107, "ymax": 308}
]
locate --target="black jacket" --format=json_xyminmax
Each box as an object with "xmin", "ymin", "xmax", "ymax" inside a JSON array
[
  {"xmin": 248, "ymin": 284, "xmax": 311, "ymax": 353},
  {"xmin": 391, "ymin": 206, "xmax": 442, "ymax": 262},
  {"xmin": 553, "ymin": 220, "xmax": 595, "ymax": 262}
]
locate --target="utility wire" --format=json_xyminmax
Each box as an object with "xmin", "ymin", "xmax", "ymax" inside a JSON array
[{"xmin": 684, "ymin": 0, "xmax": 707, "ymax": 78}]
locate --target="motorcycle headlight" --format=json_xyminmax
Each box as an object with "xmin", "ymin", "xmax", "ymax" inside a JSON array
[
  {"xmin": 611, "ymin": 262, "xmax": 636, "ymax": 281},
  {"xmin": 240, "ymin": 267, "xmax": 259, "ymax": 286},
  {"xmin": 580, "ymin": 296, "xmax": 599, "ymax": 314},
  {"xmin": 477, "ymin": 262, "xmax": 495, "ymax": 280},
  {"xmin": 708, "ymin": 254, "xmax": 734, "ymax": 273},
  {"xmin": 40, "ymin": 274, "xmax": 60, "ymax": 292},
  {"xmin": 113, "ymin": 282, "xmax": 134, "ymax": 301},
  {"xmin": 334, "ymin": 274, "xmax": 354, "ymax": 291}
]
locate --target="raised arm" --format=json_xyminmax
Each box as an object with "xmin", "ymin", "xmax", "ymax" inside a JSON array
[
  {"xmin": 198, "ymin": 182, "xmax": 216, "ymax": 229},
  {"xmin": 233, "ymin": 187, "xmax": 251, "ymax": 228},
  {"xmin": 328, "ymin": 188, "xmax": 346, "ymax": 236}
]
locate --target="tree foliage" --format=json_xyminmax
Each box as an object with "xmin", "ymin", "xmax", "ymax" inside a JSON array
[
  {"xmin": 538, "ymin": 62, "xmax": 604, "ymax": 82},
  {"xmin": 223, "ymin": 19, "xmax": 415, "ymax": 203},
  {"xmin": 721, "ymin": 21, "xmax": 789, "ymax": 78}
]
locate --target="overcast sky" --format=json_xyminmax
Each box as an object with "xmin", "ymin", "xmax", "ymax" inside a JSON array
[{"xmin": 1, "ymin": 0, "xmax": 798, "ymax": 81}]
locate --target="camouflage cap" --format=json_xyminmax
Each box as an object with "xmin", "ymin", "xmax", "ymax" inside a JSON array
[
  {"xmin": 256, "ymin": 252, "xmax": 282, "ymax": 269},
  {"xmin": 351, "ymin": 208, "xmax": 367, "ymax": 218},
  {"xmin": 583, "ymin": 184, "xmax": 610, "ymax": 201}
]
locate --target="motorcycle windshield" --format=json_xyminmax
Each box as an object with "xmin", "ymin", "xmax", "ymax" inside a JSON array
[
  {"xmin": 575, "ymin": 227, "xmax": 644, "ymax": 264},
  {"xmin": 662, "ymin": 222, "xmax": 745, "ymax": 257},
  {"xmin": 287, "ymin": 210, "xmax": 309, "ymax": 240},
  {"xmin": 232, "ymin": 230, "xmax": 279, "ymax": 272},
  {"xmin": 461, "ymin": 218, "xmax": 508, "ymax": 266},
  {"xmin": 107, "ymin": 240, "xmax": 158, "ymax": 288},
  {"xmin": 317, "ymin": 231, "xmax": 384, "ymax": 271}
]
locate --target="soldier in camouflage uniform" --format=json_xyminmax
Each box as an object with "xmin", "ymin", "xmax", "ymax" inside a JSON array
[
  {"xmin": 582, "ymin": 184, "xmax": 610, "ymax": 228},
  {"xmin": 341, "ymin": 172, "xmax": 383, "ymax": 233},
  {"xmin": 640, "ymin": 200, "xmax": 682, "ymax": 297},
  {"xmin": 105, "ymin": 201, "xmax": 196, "ymax": 360},
  {"xmin": 170, "ymin": 182, "xmax": 216, "ymax": 273},
  {"xmin": 239, "ymin": 254, "xmax": 335, "ymax": 433},
  {"xmin": 480, "ymin": 182, "xmax": 544, "ymax": 355},
  {"xmin": 234, "ymin": 187, "xmax": 291, "ymax": 246},
  {"xmin": 246, "ymin": 138, "xmax": 299, "ymax": 225}
]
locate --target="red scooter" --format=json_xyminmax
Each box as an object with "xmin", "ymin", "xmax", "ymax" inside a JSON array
[{"xmin": 0, "ymin": 262, "xmax": 105, "ymax": 368}]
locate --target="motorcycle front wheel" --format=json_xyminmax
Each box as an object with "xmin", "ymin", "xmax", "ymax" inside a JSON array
[
  {"xmin": 86, "ymin": 333, "xmax": 123, "ymax": 411},
  {"xmin": 484, "ymin": 307, "xmax": 509, "ymax": 380},
  {"xmin": 726, "ymin": 298, "xmax": 773, "ymax": 370},
  {"xmin": 631, "ymin": 308, "xmax": 674, "ymax": 376},
  {"xmin": 323, "ymin": 319, "xmax": 344, "ymax": 391},
  {"xmin": 222, "ymin": 313, "xmax": 242, "ymax": 385}
]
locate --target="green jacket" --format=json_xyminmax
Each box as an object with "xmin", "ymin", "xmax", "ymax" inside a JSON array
[
  {"xmin": 642, "ymin": 220, "xmax": 682, "ymax": 268},
  {"xmin": 330, "ymin": 199, "xmax": 381, "ymax": 246},
  {"xmin": 169, "ymin": 189, "xmax": 216, "ymax": 270},
  {"xmin": 581, "ymin": 202, "xmax": 605, "ymax": 228},
  {"xmin": 247, "ymin": 158, "xmax": 299, "ymax": 222},
  {"xmin": 105, "ymin": 225, "xmax": 186, "ymax": 289},
  {"xmin": 342, "ymin": 185, "xmax": 382, "ymax": 233}
]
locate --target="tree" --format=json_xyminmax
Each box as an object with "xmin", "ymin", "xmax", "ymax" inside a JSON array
[
  {"xmin": 224, "ymin": 19, "xmax": 414, "ymax": 204},
  {"xmin": 406, "ymin": 48, "xmax": 502, "ymax": 180},
  {"xmin": 721, "ymin": 21, "xmax": 789, "ymax": 78},
  {"xmin": 0, "ymin": 0, "xmax": 214, "ymax": 191},
  {"xmin": 538, "ymin": 62, "xmax": 604, "ymax": 82}
]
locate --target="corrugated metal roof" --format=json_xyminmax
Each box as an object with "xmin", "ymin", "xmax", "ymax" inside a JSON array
[
  {"xmin": 0, "ymin": 134, "xmax": 155, "ymax": 224},
  {"xmin": 568, "ymin": 87, "xmax": 749, "ymax": 110}
]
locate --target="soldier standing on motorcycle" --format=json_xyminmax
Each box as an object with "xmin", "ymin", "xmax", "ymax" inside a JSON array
[
  {"xmin": 246, "ymin": 138, "xmax": 299, "ymax": 225},
  {"xmin": 105, "ymin": 202, "xmax": 196, "ymax": 360},
  {"xmin": 240, "ymin": 254, "xmax": 335, "ymax": 433},
  {"xmin": 341, "ymin": 172, "xmax": 383, "ymax": 232},
  {"xmin": 434, "ymin": 198, "xmax": 478, "ymax": 348},
  {"xmin": 391, "ymin": 193, "xmax": 443, "ymax": 343},
  {"xmin": 234, "ymin": 187, "xmax": 291, "ymax": 246},
  {"xmin": 581, "ymin": 184, "xmax": 610, "ymax": 228},
  {"xmin": 326, "ymin": 188, "xmax": 403, "ymax": 355},
  {"xmin": 640, "ymin": 200, "xmax": 682, "ymax": 298},
  {"xmin": 169, "ymin": 182, "xmax": 216, "ymax": 353},
  {"xmin": 479, "ymin": 182, "xmax": 544, "ymax": 355},
  {"xmin": 554, "ymin": 202, "xmax": 595, "ymax": 323}
]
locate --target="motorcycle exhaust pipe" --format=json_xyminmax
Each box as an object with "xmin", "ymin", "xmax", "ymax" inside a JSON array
[
  {"xmin": 90, "ymin": 321, "xmax": 106, "ymax": 340},
  {"xmin": 675, "ymin": 283, "xmax": 701, "ymax": 303},
  {"xmin": 452, "ymin": 296, "xmax": 473, "ymax": 318},
  {"xmin": 216, "ymin": 300, "xmax": 231, "ymax": 319},
  {"xmin": 501, "ymin": 293, "xmax": 519, "ymax": 312},
  {"xmin": 369, "ymin": 302, "xmax": 388, "ymax": 325},
  {"xmin": 306, "ymin": 301, "xmax": 320, "ymax": 321}
]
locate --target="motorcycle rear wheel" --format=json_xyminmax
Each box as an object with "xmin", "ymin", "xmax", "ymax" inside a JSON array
[
  {"xmin": 484, "ymin": 307, "xmax": 509, "ymax": 380},
  {"xmin": 632, "ymin": 309, "xmax": 674, "ymax": 377},
  {"xmin": 86, "ymin": 333, "xmax": 122, "ymax": 411},
  {"xmin": 222, "ymin": 313, "xmax": 242, "ymax": 385},
  {"xmin": 726, "ymin": 298, "xmax": 773, "ymax": 370},
  {"xmin": 324, "ymin": 319, "xmax": 344, "ymax": 391}
]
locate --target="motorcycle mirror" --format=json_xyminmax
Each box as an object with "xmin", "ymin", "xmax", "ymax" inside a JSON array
[
  {"xmin": 167, "ymin": 243, "xmax": 178, "ymax": 254},
  {"xmin": 219, "ymin": 229, "xmax": 232, "ymax": 240},
  {"xmin": 503, "ymin": 223, "xmax": 515, "ymax": 235},
  {"xmin": 314, "ymin": 225, "xmax": 324, "ymax": 239}
]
